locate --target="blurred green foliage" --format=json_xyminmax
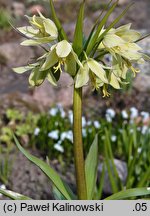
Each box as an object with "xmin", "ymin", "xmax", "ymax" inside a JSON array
[
  {"xmin": 0, "ymin": 9, "xmax": 11, "ymax": 30},
  {"xmin": 0, "ymin": 106, "xmax": 150, "ymax": 191}
]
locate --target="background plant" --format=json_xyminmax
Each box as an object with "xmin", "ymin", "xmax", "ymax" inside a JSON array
[
  {"xmin": 0, "ymin": 106, "xmax": 149, "ymax": 198},
  {"xmin": 0, "ymin": 9, "xmax": 11, "ymax": 30},
  {"xmin": 0, "ymin": 0, "xmax": 150, "ymax": 200}
]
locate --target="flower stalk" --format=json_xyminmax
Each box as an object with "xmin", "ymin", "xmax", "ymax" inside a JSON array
[{"xmin": 73, "ymin": 86, "xmax": 87, "ymax": 200}]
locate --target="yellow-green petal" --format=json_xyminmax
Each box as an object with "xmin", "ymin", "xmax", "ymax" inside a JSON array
[
  {"xmin": 43, "ymin": 19, "xmax": 58, "ymax": 37},
  {"xmin": 75, "ymin": 63, "xmax": 89, "ymax": 88},
  {"xmin": 56, "ymin": 40, "xmax": 72, "ymax": 58},
  {"xmin": 21, "ymin": 37, "xmax": 56, "ymax": 46},
  {"xmin": 13, "ymin": 66, "xmax": 32, "ymax": 74},
  {"xmin": 109, "ymin": 72, "xmax": 121, "ymax": 89},
  {"xmin": 40, "ymin": 49, "xmax": 58, "ymax": 71},
  {"xmin": 29, "ymin": 67, "xmax": 47, "ymax": 86},
  {"xmin": 119, "ymin": 30, "xmax": 141, "ymax": 43},
  {"xmin": 65, "ymin": 53, "xmax": 77, "ymax": 76},
  {"xmin": 17, "ymin": 26, "xmax": 38, "ymax": 37},
  {"xmin": 71, "ymin": 50, "xmax": 83, "ymax": 68},
  {"xmin": 103, "ymin": 33, "xmax": 125, "ymax": 48},
  {"xmin": 87, "ymin": 59, "xmax": 108, "ymax": 83},
  {"xmin": 47, "ymin": 71, "xmax": 58, "ymax": 86},
  {"xmin": 116, "ymin": 23, "xmax": 131, "ymax": 33}
]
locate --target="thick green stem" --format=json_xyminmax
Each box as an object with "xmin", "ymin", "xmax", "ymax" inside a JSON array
[{"xmin": 73, "ymin": 86, "xmax": 87, "ymax": 200}]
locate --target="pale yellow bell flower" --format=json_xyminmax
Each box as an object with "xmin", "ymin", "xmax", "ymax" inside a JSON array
[
  {"xmin": 75, "ymin": 58, "xmax": 108, "ymax": 90},
  {"xmin": 17, "ymin": 12, "xmax": 58, "ymax": 46},
  {"xmin": 40, "ymin": 40, "xmax": 82, "ymax": 76}
]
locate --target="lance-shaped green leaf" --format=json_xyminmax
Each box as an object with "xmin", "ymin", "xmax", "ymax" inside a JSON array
[
  {"xmin": 49, "ymin": 0, "xmax": 67, "ymax": 41},
  {"xmin": 13, "ymin": 135, "xmax": 74, "ymax": 200},
  {"xmin": 72, "ymin": 0, "xmax": 85, "ymax": 55},
  {"xmin": 95, "ymin": 3, "xmax": 133, "ymax": 52},
  {"xmin": 142, "ymin": 53, "xmax": 150, "ymax": 61},
  {"xmin": 85, "ymin": 134, "xmax": 98, "ymax": 200},
  {"xmin": 105, "ymin": 188, "xmax": 150, "ymax": 200},
  {"xmin": 0, "ymin": 188, "xmax": 31, "ymax": 200},
  {"xmin": 95, "ymin": 162, "xmax": 106, "ymax": 200},
  {"xmin": 104, "ymin": 137, "xmax": 119, "ymax": 193},
  {"xmin": 83, "ymin": 0, "xmax": 113, "ymax": 53},
  {"xmin": 86, "ymin": 0, "xmax": 119, "ymax": 56},
  {"xmin": 137, "ymin": 168, "xmax": 150, "ymax": 187},
  {"xmin": 53, "ymin": 186, "xmax": 66, "ymax": 200},
  {"xmin": 135, "ymin": 33, "xmax": 150, "ymax": 43}
]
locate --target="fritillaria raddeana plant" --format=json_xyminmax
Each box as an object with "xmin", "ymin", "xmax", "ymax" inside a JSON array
[{"xmin": 1, "ymin": 0, "xmax": 150, "ymax": 200}]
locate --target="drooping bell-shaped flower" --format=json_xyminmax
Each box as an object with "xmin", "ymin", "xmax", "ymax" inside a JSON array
[
  {"xmin": 40, "ymin": 40, "xmax": 82, "ymax": 76},
  {"xmin": 75, "ymin": 58, "xmax": 108, "ymax": 91},
  {"xmin": 13, "ymin": 40, "xmax": 82, "ymax": 87},
  {"xmin": 13, "ymin": 58, "xmax": 60, "ymax": 87},
  {"xmin": 17, "ymin": 12, "xmax": 58, "ymax": 46},
  {"xmin": 98, "ymin": 24, "xmax": 148, "ymax": 77}
]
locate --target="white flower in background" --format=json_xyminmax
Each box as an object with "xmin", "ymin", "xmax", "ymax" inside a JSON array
[
  {"xmin": 105, "ymin": 114, "xmax": 112, "ymax": 122},
  {"xmin": 147, "ymin": 187, "xmax": 150, "ymax": 191},
  {"xmin": 111, "ymin": 135, "xmax": 117, "ymax": 142},
  {"xmin": 57, "ymin": 103, "xmax": 62, "ymax": 109},
  {"xmin": 0, "ymin": 184, "xmax": 6, "ymax": 197},
  {"xmin": 68, "ymin": 110, "xmax": 73, "ymax": 124},
  {"xmin": 60, "ymin": 109, "xmax": 66, "ymax": 118},
  {"xmin": 130, "ymin": 107, "xmax": 138, "ymax": 119},
  {"xmin": 54, "ymin": 143, "xmax": 64, "ymax": 153},
  {"xmin": 93, "ymin": 121, "xmax": 101, "ymax": 129},
  {"xmin": 49, "ymin": 107, "xmax": 58, "ymax": 116},
  {"xmin": 57, "ymin": 103, "xmax": 66, "ymax": 118},
  {"xmin": 121, "ymin": 110, "xmax": 128, "ymax": 119},
  {"xmin": 106, "ymin": 108, "xmax": 116, "ymax": 118},
  {"xmin": 34, "ymin": 127, "xmax": 40, "ymax": 136},
  {"xmin": 141, "ymin": 126, "xmax": 148, "ymax": 135},
  {"xmin": 82, "ymin": 116, "xmax": 87, "ymax": 127},
  {"xmin": 141, "ymin": 111, "xmax": 149, "ymax": 121},
  {"xmin": 60, "ymin": 130, "xmax": 73, "ymax": 142},
  {"xmin": 87, "ymin": 120, "xmax": 92, "ymax": 126},
  {"xmin": 130, "ymin": 128, "xmax": 134, "ymax": 134},
  {"xmin": 48, "ymin": 130, "xmax": 59, "ymax": 140},
  {"xmin": 137, "ymin": 147, "xmax": 142, "ymax": 154},
  {"xmin": 82, "ymin": 128, "xmax": 87, "ymax": 137},
  {"xmin": 106, "ymin": 108, "xmax": 116, "ymax": 122}
]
